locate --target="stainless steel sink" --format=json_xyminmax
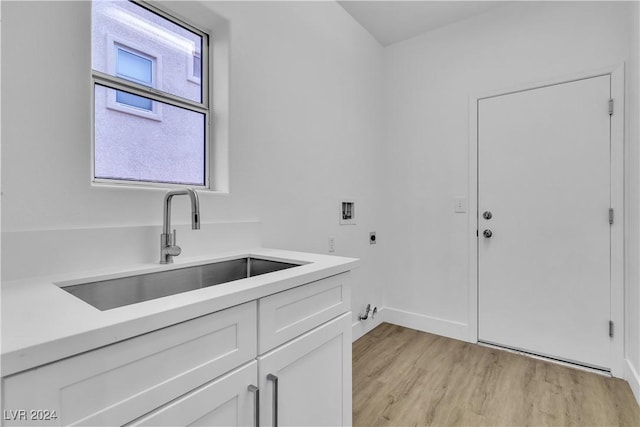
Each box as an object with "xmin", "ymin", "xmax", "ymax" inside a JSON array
[{"xmin": 60, "ymin": 257, "xmax": 301, "ymax": 311}]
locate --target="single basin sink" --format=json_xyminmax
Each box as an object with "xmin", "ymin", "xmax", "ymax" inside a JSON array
[{"xmin": 60, "ymin": 257, "xmax": 302, "ymax": 311}]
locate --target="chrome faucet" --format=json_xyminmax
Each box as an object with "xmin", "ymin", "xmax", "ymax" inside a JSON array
[{"xmin": 160, "ymin": 188, "xmax": 200, "ymax": 264}]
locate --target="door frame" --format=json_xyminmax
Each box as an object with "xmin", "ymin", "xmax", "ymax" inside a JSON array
[{"xmin": 467, "ymin": 63, "xmax": 625, "ymax": 377}]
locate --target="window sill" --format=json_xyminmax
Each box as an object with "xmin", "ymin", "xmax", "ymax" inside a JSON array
[{"xmin": 91, "ymin": 179, "xmax": 229, "ymax": 195}]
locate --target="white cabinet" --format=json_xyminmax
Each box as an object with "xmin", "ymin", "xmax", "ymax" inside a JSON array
[
  {"xmin": 2, "ymin": 302, "xmax": 257, "ymax": 426},
  {"xmin": 127, "ymin": 361, "xmax": 259, "ymax": 427},
  {"xmin": 258, "ymin": 313, "xmax": 352, "ymax": 427},
  {"xmin": 2, "ymin": 272, "xmax": 352, "ymax": 427}
]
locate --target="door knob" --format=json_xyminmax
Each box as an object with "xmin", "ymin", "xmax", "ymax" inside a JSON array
[
  {"xmin": 483, "ymin": 211, "xmax": 492, "ymax": 220},
  {"xmin": 483, "ymin": 229, "xmax": 493, "ymax": 238}
]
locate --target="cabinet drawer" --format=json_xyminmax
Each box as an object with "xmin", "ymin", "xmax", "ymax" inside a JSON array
[
  {"xmin": 258, "ymin": 272, "xmax": 350, "ymax": 353},
  {"xmin": 2, "ymin": 301, "xmax": 257, "ymax": 426}
]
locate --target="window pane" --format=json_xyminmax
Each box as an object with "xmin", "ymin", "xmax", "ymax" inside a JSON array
[
  {"xmin": 92, "ymin": 0, "xmax": 203, "ymax": 103},
  {"xmin": 193, "ymin": 53, "xmax": 202, "ymax": 79},
  {"xmin": 116, "ymin": 48, "xmax": 153, "ymax": 85},
  {"xmin": 116, "ymin": 90, "xmax": 152, "ymax": 110},
  {"xmin": 95, "ymin": 85, "xmax": 206, "ymax": 186}
]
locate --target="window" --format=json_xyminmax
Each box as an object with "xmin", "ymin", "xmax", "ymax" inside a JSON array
[
  {"xmin": 193, "ymin": 53, "xmax": 202, "ymax": 80},
  {"xmin": 92, "ymin": 0, "xmax": 209, "ymax": 187},
  {"xmin": 115, "ymin": 46, "xmax": 154, "ymax": 111},
  {"xmin": 188, "ymin": 49, "xmax": 202, "ymax": 84},
  {"xmin": 116, "ymin": 47, "xmax": 153, "ymax": 86},
  {"xmin": 106, "ymin": 40, "xmax": 160, "ymax": 118}
]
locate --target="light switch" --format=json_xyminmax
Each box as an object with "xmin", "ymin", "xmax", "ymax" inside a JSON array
[{"xmin": 454, "ymin": 197, "xmax": 466, "ymax": 213}]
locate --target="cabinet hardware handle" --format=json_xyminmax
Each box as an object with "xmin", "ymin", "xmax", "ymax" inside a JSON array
[
  {"xmin": 267, "ymin": 374, "xmax": 278, "ymax": 427},
  {"xmin": 248, "ymin": 385, "xmax": 260, "ymax": 427}
]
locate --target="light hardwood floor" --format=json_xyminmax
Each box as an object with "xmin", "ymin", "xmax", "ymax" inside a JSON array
[{"xmin": 353, "ymin": 323, "xmax": 640, "ymax": 426}]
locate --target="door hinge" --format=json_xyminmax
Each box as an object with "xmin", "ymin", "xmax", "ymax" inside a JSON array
[
  {"xmin": 609, "ymin": 99, "xmax": 614, "ymax": 116},
  {"xmin": 609, "ymin": 320, "xmax": 614, "ymax": 338},
  {"xmin": 609, "ymin": 208, "xmax": 614, "ymax": 225}
]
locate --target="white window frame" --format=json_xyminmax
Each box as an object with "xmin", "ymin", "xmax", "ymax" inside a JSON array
[
  {"xmin": 92, "ymin": 0, "xmax": 210, "ymax": 189},
  {"xmin": 106, "ymin": 35, "xmax": 163, "ymax": 121}
]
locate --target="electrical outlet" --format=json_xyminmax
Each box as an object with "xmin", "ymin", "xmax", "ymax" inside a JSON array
[{"xmin": 328, "ymin": 236, "xmax": 335, "ymax": 253}]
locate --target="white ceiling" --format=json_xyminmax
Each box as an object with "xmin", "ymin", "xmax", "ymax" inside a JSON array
[{"xmin": 338, "ymin": 1, "xmax": 508, "ymax": 46}]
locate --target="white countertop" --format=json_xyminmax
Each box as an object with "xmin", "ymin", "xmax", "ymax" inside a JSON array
[{"xmin": 1, "ymin": 248, "xmax": 359, "ymax": 377}]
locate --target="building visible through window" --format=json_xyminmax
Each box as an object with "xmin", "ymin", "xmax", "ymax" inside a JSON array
[{"xmin": 91, "ymin": 0, "xmax": 208, "ymax": 187}]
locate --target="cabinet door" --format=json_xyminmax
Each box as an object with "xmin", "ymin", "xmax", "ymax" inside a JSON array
[
  {"xmin": 258, "ymin": 313, "xmax": 352, "ymax": 427},
  {"xmin": 2, "ymin": 302, "xmax": 256, "ymax": 426},
  {"xmin": 127, "ymin": 361, "xmax": 259, "ymax": 427}
]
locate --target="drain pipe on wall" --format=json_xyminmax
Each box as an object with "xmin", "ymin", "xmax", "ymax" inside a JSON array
[
  {"xmin": 358, "ymin": 304, "xmax": 378, "ymax": 321},
  {"xmin": 354, "ymin": 303, "xmax": 380, "ymax": 342}
]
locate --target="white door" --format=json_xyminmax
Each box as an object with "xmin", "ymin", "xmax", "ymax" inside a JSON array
[
  {"xmin": 258, "ymin": 313, "xmax": 352, "ymax": 427},
  {"xmin": 478, "ymin": 75, "xmax": 612, "ymax": 370},
  {"xmin": 127, "ymin": 361, "xmax": 258, "ymax": 427}
]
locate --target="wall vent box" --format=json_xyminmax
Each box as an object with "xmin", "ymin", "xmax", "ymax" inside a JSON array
[{"xmin": 340, "ymin": 201, "xmax": 356, "ymax": 225}]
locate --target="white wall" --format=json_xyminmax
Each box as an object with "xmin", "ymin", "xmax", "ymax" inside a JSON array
[
  {"xmin": 1, "ymin": 1, "xmax": 385, "ymax": 327},
  {"xmin": 198, "ymin": 1, "xmax": 387, "ymax": 331},
  {"xmin": 383, "ymin": 1, "xmax": 638, "ymax": 349},
  {"xmin": 626, "ymin": 0, "xmax": 640, "ymax": 402}
]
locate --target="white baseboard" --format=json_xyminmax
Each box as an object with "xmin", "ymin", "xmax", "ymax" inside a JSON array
[
  {"xmin": 383, "ymin": 307, "xmax": 469, "ymax": 342},
  {"xmin": 352, "ymin": 306, "xmax": 468, "ymax": 342},
  {"xmin": 352, "ymin": 307, "xmax": 387, "ymax": 342},
  {"xmin": 625, "ymin": 359, "xmax": 640, "ymax": 405}
]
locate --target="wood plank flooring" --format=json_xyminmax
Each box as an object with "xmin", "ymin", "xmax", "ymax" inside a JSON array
[{"xmin": 353, "ymin": 323, "xmax": 640, "ymax": 426}]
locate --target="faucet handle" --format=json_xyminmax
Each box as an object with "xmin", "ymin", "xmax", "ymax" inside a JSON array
[
  {"xmin": 160, "ymin": 229, "xmax": 181, "ymax": 263},
  {"xmin": 170, "ymin": 229, "xmax": 181, "ymax": 256},
  {"xmin": 166, "ymin": 230, "xmax": 181, "ymax": 257}
]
